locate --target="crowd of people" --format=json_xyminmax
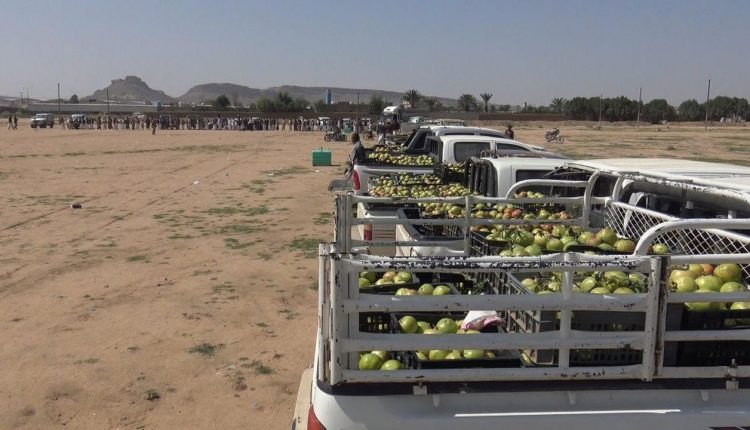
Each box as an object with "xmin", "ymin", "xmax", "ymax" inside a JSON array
[{"xmin": 4, "ymin": 114, "xmax": 373, "ymax": 133}]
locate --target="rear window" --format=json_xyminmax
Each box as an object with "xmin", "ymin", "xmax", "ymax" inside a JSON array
[
  {"xmin": 454, "ymin": 142, "xmax": 491, "ymax": 162},
  {"xmin": 515, "ymin": 169, "xmax": 552, "ymax": 182},
  {"xmin": 496, "ymin": 143, "xmax": 528, "ymax": 151},
  {"xmin": 479, "ymin": 132, "xmax": 505, "ymax": 138}
]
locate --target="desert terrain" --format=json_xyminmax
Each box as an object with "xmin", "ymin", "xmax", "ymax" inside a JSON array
[{"xmin": 0, "ymin": 121, "xmax": 748, "ymax": 429}]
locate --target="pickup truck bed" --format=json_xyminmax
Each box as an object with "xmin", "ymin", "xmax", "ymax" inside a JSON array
[
  {"xmin": 310, "ymin": 371, "xmax": 750, "ymax": 430},
  {"xmin": 353, "ymin": 163, "xmax": 433, "ymax": 195}
]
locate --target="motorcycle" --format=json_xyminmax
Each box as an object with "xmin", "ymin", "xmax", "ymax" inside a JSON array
[
  {"xmin": 324, "ymin": 129, "xmax": 346, "ymax": 142},
  {"xmin": 544, "ymin": 128, "xmax": 565, "ymax": 143}
]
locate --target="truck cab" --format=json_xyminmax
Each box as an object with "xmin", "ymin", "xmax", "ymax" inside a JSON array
[{"xmin": 427, "ymin": 135, "xmax": 548, "ymax": 164}]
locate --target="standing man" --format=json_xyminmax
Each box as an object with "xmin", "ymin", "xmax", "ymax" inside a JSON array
[
  {"xmin": 13, "ymin": 115, "xmax": 18, "ymax": 129},
  {"xmin": 505, "ymin": 125, "xmax": 514, "ymax": 139},
  {"xmin": 151, "ymin": 117, "xmax": 157, "ymax": 135}
]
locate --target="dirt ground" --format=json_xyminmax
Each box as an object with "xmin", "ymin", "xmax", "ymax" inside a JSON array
[{"xmin": 0, "ymin": 121, "xmax": 749, "ymax": 429}]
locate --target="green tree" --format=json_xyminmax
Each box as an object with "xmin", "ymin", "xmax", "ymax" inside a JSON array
[
  {"xmin": 550, "ymin": 97, "xmax": 567, "ymax": 113},
  {"xmin": 457, "ymin": 94, "xmax": 478, "ymax": 112},
  {"xmin": 563, "ymin": 97, "xmax": 595, "ymax": 120},
  {"xmin": 276, "ymin": 91, "xmax": 293, "ymax": 109},
  {"xmin": 369, "ymin": 95, "xmax": 387, "ymax": 115},
  {"xmin": 403, "ymin": 89, "xmax": 422, "ymax": 108},
  {"xmin": 69, "ymin": 94, "xmax": 79, "ymax": 104},
  {"xmin": 215, "ymin": 94, "xmax": 231, "ymax": 109},
  {"xmin": 423, "ymin": 97, "xmax": 437, "ymax": 112},
  {"xmin": 602, "ymin": 96, "xmax": 638, "ymax": 121},
  {"xmin": 313, "ymin": 99, "xmax": 327, "ymax": 113},
  {"xmin": 707, "ymin": 96, "xmax": 750, "ymax": 121},
  {"xmin": 292, "ymin": 97, "xmax": 309, "ymax": 111},
  {"xmin": 677, "ymin": 99, "xmax": 704, "ymax": 122},
  {"xmin": 255, "ymin": 97, "xmax": 276, "ymax": 112},
  {"xmin": 479, "ymin": 93, "xmax": 493, "ymax": 113},
  {"xmin": 642, "ymin": 99, "xmax": 676, "ymax": 124}
]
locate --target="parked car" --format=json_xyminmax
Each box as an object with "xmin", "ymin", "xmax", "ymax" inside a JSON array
[
  {"xmin": 30, "ymin": 113, "xmax": 55, "ymax": 128},
  {"xmin": 70, "ymin": 114, "xmax": 87, "ymax": 129}
]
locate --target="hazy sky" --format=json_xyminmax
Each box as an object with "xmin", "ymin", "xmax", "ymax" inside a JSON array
[{"xmin": 2, "ymin": 0, "xmax": 748, "ymax": 105}]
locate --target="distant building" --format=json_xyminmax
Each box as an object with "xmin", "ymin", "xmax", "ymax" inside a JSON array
[{"xmin": 325, "ymin": 89, "xmax": 332, "ymax": 105}]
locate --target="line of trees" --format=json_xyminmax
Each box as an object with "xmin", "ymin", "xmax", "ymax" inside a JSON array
[
  {"xmin": 208, "ymin": 89, "xmax": 750, "ymax": 123},
  {"xmin": 557, "ymin": 95, "xmax": 749, "ymax": 123},
  {"xmin": 401, "ymin": 89, "xmax": 750, "ymax": 123}
]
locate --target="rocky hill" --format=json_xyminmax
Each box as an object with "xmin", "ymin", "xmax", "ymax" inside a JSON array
[
  {"xmin": 179, "ymin": 83, "xmax": 455, "ymax": 107},
  {"xmin": 80, "ymin": 75, "xmax": 455, "ymax": 106},
  {"xmin": 84, "ymin": 76, "xmax": 175, "ymax": 103}
]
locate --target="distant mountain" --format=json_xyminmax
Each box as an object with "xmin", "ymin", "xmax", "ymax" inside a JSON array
[
  {"xmin": 79, "ymin": 75, "xmax": 455, "ymax": 107},
  {"xmin": 178, "ymin": 83, "xmax": 263, "ymax": 105},
  {"xmin": 84, "ymin": 76, "xmax": 175, "ymax": 103},
  {"xmin": 178, "ymin": 83, "xmax": 455, "ymax": 107}
]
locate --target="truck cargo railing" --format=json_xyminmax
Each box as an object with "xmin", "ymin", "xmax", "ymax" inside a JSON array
[
  {"xmin": 318, "ymin": 249, "xmax": 750, "ymax": 388},
  {"xmin": 340, "ymin": 191, "xmax": 588, "ymax": 254}
]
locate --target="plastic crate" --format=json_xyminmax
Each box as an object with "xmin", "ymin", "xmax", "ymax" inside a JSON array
[
  {"xmin": 434, "ymin": 163, "xmax": 466, "ymax": 184},
  {"xmin": 492, "ymin": 271, "xmax": 683, "ymax": 366},
  {"xmin": 668, "ymin": 307, "xmax": 750, "ymax": 367},
  {"xmin": 414, "ymin": 211, "xmax": 446, "ymax": 237},
  {"xmin": 361, "ymin": 283, "xmax": 461, "ymax": 296},
  {"xmin": 358, "ymin": 282, "xmax": 421, "ymax": 295},
  {"xmin": 442, "ymin": 224, "xmax": 464, "ymax": 238},
  {"xmin": 359, "ymin": 312, "xmax": 396, "ymax": 333},
  {"xmin": 358, "ymin": 273, "xmax": 421, "ymax": 295},
  {"xmin": 469, "ymin": 230, "xmax": 509, "ymax": 256},
  {"xmin": 409, "ymin": 349, "xmax": 522, "ymax": 369},
  {"xmin": 390, "ymin": 313, "xmax": 521, "ymax": 369},
  {"xmin": 429, "ymin": 272, "xmax": 476, "ymax": 295}
]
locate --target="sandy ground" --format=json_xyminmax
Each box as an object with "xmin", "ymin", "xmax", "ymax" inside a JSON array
[{"xmin": 0, "ymin": 121, "xmax": 749, "ymax": 429}]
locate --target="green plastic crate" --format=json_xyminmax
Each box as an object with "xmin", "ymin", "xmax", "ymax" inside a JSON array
[{"xmin": 312, "ymin": 149, "xmax": 332, "ymax": 166}]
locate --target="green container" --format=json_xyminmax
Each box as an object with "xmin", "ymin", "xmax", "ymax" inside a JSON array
[{"xmin": 312, "ymin": 148, "xmax": 332, "ymax": 166}]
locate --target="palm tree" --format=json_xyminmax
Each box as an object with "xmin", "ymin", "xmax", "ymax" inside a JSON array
[
  {"xmin": 424, "ymin": 97, "xmax": 437, "ymax": 112},
  {"xmin": 479, "ymin": 93, "xmax": 493, "ymax": 113},
  {"xmin": 403, "ymin": 89, "xmax": 422, "ymax": 108},
  {"xmin": 550, "ymin": 97, "xmax": 568, "ymax": 113},
  {"xmin": 457, "ymin": 94, "xmax": 478, "ymax": 112}
]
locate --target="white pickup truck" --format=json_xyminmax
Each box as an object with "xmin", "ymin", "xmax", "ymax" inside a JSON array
[
  {"xmin": 353, "ymin": 126, "xmax": 546, "ymax": 196},
  {"xmin": 293, "ymin": 161, "xmax": 750, "ymax": 430}
]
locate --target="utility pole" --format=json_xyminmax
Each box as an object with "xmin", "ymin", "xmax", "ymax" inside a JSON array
[
  {"xmin": 704, "ymin": 79, "xmax": 711, "ymax": 130},
  {"xmin": 598, "ymin": 93, "xmax": 603, "ymax": 128},
  {"xmin": 57, "ymin": 83, "xmax": 61, "ymax": 115},
  {"xmin": 636, "ymin": 87, "xmax": 642, "ymax": 128},
  {"xmin": 23, "ymin": 88, "xmax": 30, "ymax": 111},
  {"xmin": 106, "ymin": 88, "xmax": 110, "ymax": 115}
]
